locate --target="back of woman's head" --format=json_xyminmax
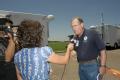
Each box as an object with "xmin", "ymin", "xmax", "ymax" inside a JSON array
[{"xmin": 17, "ymin": 20, "xmax": 43, "ymax": 49}]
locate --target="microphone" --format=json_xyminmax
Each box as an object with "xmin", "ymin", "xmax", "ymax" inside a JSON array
[
  {"xmin": 97, "ymin": 73, "xmax": 103, "ymax": 80},
  {"xmin": 70, "ymin": 35, "xmax": 79, "ymax": 47}
]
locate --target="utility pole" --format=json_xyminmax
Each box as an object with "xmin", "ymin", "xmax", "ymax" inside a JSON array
[{"xmin": 101, "ymin": 12, "xmax": 105, "ymax": 40}]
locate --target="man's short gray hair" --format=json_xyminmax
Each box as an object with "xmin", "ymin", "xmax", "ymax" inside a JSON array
[{"xmin": 72, "ymin": 17, "xmax": 84, "ymax": 23}]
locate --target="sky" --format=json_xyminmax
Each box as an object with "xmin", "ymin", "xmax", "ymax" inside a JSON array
[{"xmin": 0, "ymin": 0, "xmax": 120, "ymax": 41}]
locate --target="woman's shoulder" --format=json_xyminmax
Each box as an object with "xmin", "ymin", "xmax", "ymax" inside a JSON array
[
  {"xmin": 41, "ymin": 46, "xmax": 52, "ymax": 51},
  {"xmin": 15, "ymin": 46, "xmax": 53, "ymax": 55},
  {"xmin": 40, "ymin": 46, "xmax": 53, "ymax": 55}
]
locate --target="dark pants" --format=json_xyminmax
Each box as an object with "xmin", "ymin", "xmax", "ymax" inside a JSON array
[
  {"xmin": 0, "ymin": 62, "xmax": 17, "ymax": 80},
  {"xmin": 0, "ymin": 62, "xmax": 6, "ymax": 80}
]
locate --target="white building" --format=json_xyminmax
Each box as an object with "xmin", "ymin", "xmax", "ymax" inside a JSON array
[{"xmin": 0, "ymin": 10, "xmax": 54, "ymax": 46}]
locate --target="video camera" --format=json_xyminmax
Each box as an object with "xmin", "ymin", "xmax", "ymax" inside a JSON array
[
  {"xmin": 0, "ymin": 25, "xmax": 13, "ymax": 37},
  {"xmin": 0, "ymin": 25, "xmax": 12, "ymax": 32}
]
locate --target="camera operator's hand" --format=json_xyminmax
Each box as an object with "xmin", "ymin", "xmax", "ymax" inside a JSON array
[
  {"xmin": 7, "ymin": 33, "xmax": 14, "ymax": 42},
  {"xmin": 5, "ymin": 33, "xmax": 15, "ymax": 62}
]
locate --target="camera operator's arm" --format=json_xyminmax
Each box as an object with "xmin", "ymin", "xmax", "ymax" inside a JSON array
[{"xmin": 5, "ymin": 33, "xmax": 15, "ymax": 62}]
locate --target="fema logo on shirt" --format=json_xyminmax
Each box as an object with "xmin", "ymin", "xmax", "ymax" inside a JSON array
[{"xmin": 83, "ymin": 35, "xmax": 88, "ymax": 42}]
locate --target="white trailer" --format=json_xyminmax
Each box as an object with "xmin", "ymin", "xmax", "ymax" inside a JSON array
[
  {"xmin": 0, "ymin": 10, "xmax": 54, "ymax": 46},
  {"xmin": 90, "ymin": 25, "xmax": 120, "ymax": 48}
]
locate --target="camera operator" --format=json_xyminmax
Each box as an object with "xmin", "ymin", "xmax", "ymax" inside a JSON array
[{"xmin": 0, "ymin": 18, "xmax": 17, "ymax": 80}]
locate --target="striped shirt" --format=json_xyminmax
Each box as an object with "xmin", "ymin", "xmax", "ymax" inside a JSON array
[{"xmin": 14, "ymin": 46, "xmax": 53, "ymax": 80}]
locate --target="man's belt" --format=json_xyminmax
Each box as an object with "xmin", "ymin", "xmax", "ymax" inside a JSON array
[{"xmin": 79, "ymin": 59, "xmax": 97, "ymax": 64}]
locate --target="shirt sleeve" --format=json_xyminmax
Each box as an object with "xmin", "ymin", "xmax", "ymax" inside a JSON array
[
  {"xmin": 14, "ymin": 53, "xmax": 17, "ymax": 65},
  {"xmin": 94, "ymin": 31, "xmax": 106, "ymax": 51},
  {"xmin": 42, "ymin": 46, "xmax": 53, "ymax": 60}
]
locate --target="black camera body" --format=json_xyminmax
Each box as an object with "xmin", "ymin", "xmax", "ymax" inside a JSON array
[
  {"xmin": 0, "ymin": 25, "xmax": 13, "ymax": 40},
  {"xmin": 0, "ymin": 25, "xmax": 13, "ymax": 33}
]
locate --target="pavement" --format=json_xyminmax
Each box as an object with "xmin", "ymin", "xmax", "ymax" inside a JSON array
[{"xmin": 50, "ymin": 49, "xmax": 120, "ymax": 80}]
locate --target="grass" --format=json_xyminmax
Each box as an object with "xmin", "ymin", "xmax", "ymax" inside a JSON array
[{"xmin": 48, "ymin": 41, "xmax": 68, "ymax": 53}]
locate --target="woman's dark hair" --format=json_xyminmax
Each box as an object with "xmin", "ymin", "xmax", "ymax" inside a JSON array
[{"xmin": 17, "ymin": 20, "xmax": 43, "ymax": 50}]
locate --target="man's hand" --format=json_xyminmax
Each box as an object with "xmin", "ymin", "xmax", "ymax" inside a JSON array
[
  {"xmin": 99, "ymin": 66, "xmax": 106, "ymax": 75},
  {"xmin": 5, "ymin": 33, "xmax": 15, "ymax": 62},
  {"xmin": 7, "ymin": 33, "xmax": 14, "ymax": 42}
]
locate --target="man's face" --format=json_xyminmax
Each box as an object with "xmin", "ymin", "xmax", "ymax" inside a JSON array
[
  {"xmin": 12, "ymin": 27, "xmax": 18, "ymax": 33},
  {"xmin": 71, "ymin": 19, "xmax": 84, "ymax": 36}
]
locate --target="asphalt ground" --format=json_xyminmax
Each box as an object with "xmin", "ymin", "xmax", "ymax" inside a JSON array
[{"xmin": 50, "ymin": 49, "xmax": 120, "ymax": 80}]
